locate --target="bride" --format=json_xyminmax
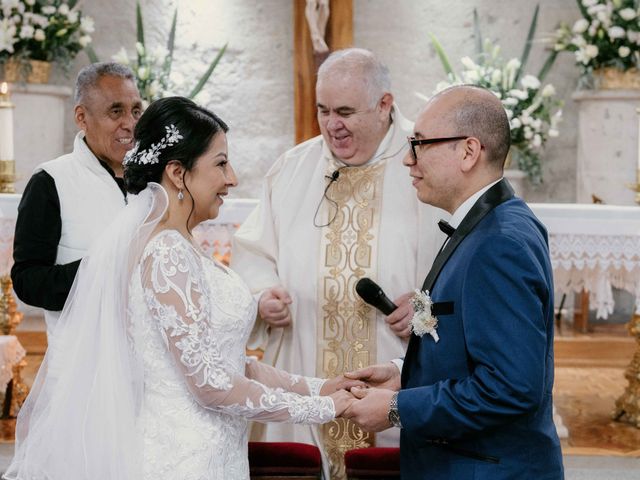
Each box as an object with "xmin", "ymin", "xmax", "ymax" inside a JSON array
[{"xmin": 4, "ymin": 97, "xmax": 356, "ymax": 480}]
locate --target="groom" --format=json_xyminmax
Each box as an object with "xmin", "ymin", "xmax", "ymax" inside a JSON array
[{"xmin": 343, "ymin": 85, "xmax": 564, "ymax": 479}]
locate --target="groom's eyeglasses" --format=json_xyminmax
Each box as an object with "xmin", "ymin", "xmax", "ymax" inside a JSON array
[{"xmin": 407, "ymin": 136, "xmax": 469, "ymax": 161}]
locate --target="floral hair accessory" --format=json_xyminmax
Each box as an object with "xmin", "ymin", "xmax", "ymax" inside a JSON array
[
  {"xmin": 123, "ymin": 124, "xmax": 183, "ymax": 166},
  {"xmin": 410, "ymin": 289, "xmax": 439, "ymax": 342}
]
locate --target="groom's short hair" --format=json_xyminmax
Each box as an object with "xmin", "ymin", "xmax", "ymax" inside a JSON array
[{"xmin": 436, "ymin": 85, "xmax": 511, "ymax": 168}]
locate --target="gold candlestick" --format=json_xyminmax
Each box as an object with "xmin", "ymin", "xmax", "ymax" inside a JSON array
[
  {"xmin": 0, "ymin": 275, "xmax": 23, "ymax": 335},
  {"xmin": 0, "ymin": 161, "xmax": 16, "ymax": 194},
  {"xmin": 613, "ymin": 311, "xmax": 640, "ymax": 428},
  {"xmin": 0, "ymin": 275, "xmax": 27, "ymax": 423},
  {"xmin": 632, "ymin": 108, "xmax": 640, "ymax": 204},
  {"xmin": 0, "ymin": 275, "xmax": 27, "ymax": 422},
  {"xmin": 629, "ymin": 168, "xmax": 640, "ymax": 205}
]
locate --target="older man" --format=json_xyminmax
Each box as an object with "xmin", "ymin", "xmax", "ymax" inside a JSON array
[
  {"xmin": 12, "ymin": 62, "xmax": 142, "ymax": 335},
  {"xmin": 232, "ymin": 48, "xmax": 442, "ymax": 479},
  {"xmin": 344, "ymin": 85, "xmax": 564, "ymax": 479}
]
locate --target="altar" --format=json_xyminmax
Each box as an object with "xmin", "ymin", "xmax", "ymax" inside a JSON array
[
  {"xmin": 528, "ymin": 203, "xmax": 640, "ymax": 322},
  {"xmin": 2, "ymin": 195, "xmax": 637, "ymax": 336},
  {"xmin": 1, "ymin": 194, "xmax": 638, "ymax": 438},
  {"xmin": 208, "ymin": 200, "xmax": 640, "ymax": 326}
]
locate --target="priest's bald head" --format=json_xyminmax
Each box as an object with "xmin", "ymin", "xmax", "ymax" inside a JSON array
[{"xmin": 316, "ymin": 48, "xmax": 394, "ymax": 166}]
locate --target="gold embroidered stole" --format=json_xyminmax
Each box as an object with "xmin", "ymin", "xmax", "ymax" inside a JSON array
[{"xmin": 317, "ymin": 159, "xmax": 386, "ymax": 480}]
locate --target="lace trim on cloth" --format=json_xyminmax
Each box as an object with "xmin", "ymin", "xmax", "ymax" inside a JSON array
[
  {"xmin": 0, "ymin": 218, "xmax": 15, "ymax": 276},
  {"xmin": 305, "ymin": 376, "xmax": 326, "ymax": 397},
  {"xmin": 549, "ymin": 233, "xmax": 640, "ymax": 318},
  {"xmin": 216, "ymin": 379, "xmax": 335, "ymax": 424}
]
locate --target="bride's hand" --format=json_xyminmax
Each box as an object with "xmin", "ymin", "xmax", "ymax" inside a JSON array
[
  {"xmin": 329, "ymin": 389, "xmax": 357, "ymax": 417},
  {"xmin": 320, "ymin": 374, "xmax": 366, "ymax": 395}
]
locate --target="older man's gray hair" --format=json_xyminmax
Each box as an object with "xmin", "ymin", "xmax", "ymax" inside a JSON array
[
  {"xmin": 317, "ymin": 48, "xmax": 391, "ymax": 107},
  {"xmin": 74, "ymin": 62, "xmax": 136, "ymax": 104}
]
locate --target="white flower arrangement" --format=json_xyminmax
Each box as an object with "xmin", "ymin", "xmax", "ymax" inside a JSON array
[
  {"xmin": 0, "ymin": 0, "xmax": 93, "ymax": 71},
  {"xmin": 409, "ymin": 289, "xmax": 439, "ymax": 342},
  {"xmin": 90, "ymin": 1, "xmax": 226, "ymax": 104},
  {"xmin": 428, "ymin": 7, "xmax": 563, "ymax": 185},
  {"xmin": 553, "ymin": 0, "xmax": 640, "ymax": 79}
]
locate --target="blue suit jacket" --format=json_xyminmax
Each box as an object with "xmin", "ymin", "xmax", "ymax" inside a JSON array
[{"xmin": 399, "ymin": 180, "xmax": 563, "ymax": 479}]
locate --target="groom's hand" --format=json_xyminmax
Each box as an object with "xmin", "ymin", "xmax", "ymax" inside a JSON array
[
  {"xmin": 320, "ymin": 375, "xmax": 366, "ymax": 396},
  {"xmin": 344, "ymin": 362, "xmax": 401, "ymax": 391},
  {"xmin": 342, "ymin": 387, "xmax": 394, "ymax": 432},
  {"xmin": 330, "ymin": 389, "xmax": 357, "ymax": 417},
  {"xmin": 385, "ymin": 291, "xmax": 413, "ymax": 338}
]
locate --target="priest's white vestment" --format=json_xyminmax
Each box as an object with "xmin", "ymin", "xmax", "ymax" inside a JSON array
[{"xmin": 232, "ymin": 107, "xmax": 444, "ymax": 479}]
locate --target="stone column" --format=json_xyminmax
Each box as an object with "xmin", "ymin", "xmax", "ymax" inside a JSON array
[
  {"xmin": 573, "ymin": 90, "xmax": 640, "ymax": 206},
  {"xmin": 11, "ymin": 83, "xmax": 73, "ymax": 193}
]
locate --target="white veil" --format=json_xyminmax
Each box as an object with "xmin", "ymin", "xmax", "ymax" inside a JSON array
[{"xmin": 4, "ymin": 183, "xmax": 169, "ymax": 480}]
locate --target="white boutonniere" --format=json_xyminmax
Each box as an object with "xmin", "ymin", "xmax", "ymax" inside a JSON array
[{"xmin": 410, "ymin": 289, "xmax": 439, "ymax": 342}]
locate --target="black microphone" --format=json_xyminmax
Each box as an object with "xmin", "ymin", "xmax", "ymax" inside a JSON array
[
  {"xmin": 355, "ymin": 277, "xmax": 397, "ymax": 316},
  {"xmin": 326, "ymin": 170, "xmax": 340, "ymax": 182}
]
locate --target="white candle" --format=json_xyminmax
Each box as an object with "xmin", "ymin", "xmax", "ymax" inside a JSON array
[
  {"xmin": 0, "ymin": 82, "xmax": 14, "ymax": 161},
  {"xmin": 637, "ymin": 107, "xmax": 640, "ymax": 171}
]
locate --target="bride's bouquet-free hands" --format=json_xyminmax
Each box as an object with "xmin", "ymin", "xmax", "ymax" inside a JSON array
[
  {"xmin": 330, "ymin": 389, "xmax": 358, "ymax": 417},
  {"xmin": 320, "ymin": 374, "xmax": 366, "ymax": 417}
]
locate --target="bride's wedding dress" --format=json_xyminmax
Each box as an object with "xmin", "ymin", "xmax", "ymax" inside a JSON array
[
  {"xmin": 131, "ymin": 230, "xmax": 333, "ymax": 479},
  {"xmin": 3, "ymin": 184, "xmax": 334, "ymax": 480}
]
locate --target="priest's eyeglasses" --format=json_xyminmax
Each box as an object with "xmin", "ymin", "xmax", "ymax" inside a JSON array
[{"xmin": 407, "ymin": 136, "xmax": 469, "ymax": 161}]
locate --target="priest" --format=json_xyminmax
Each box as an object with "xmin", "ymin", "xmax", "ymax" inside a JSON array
[{"xmin": 232, "ymin": 48, "xmax": 443, "ymax": 479}]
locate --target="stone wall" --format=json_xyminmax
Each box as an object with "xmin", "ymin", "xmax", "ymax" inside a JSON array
[
  {"xmin": 43, "ymin": 0, "xmax": 582, "ymax": 201},
  {"xmin": 355, "ymin": 0, "xmax": 581, "ymax": 202}
]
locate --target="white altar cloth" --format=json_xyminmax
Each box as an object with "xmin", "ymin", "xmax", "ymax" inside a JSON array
[
  {"xmin": 0, "ymin": 194, "xmax": 21, "ymax": 277},
  {"xmin": 529, "ymin": 203, "xmax": 640, "ymax": 319},
  {"xmin": 4, "ymin": 193, "xmax": 638, "ymax": 322}
]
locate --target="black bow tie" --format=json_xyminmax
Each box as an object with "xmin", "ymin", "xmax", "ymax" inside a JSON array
[{"xmin": 438, "ymin": 219, "xmax": 456, "ymax": 237}]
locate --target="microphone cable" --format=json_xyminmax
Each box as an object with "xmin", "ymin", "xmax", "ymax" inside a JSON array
[{"xmin": 313, "ymin": 167, "xmax": 345, "ymax": 227}]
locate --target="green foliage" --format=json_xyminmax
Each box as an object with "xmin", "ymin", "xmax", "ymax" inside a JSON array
[{"xmin": 99, "ymin": 1, "xmax": 227, "ymax": 104}]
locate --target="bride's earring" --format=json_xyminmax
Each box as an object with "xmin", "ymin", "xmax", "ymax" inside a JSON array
[{"xmin": 177, "ymin": 189, "xmax": 184, "ymax": 201}]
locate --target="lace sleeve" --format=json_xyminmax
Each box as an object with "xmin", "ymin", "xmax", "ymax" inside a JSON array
[
  {"xmin": 141, "ymin": 232, "xmax": 335, "ymax": 424},
  {"xmin": 244, "ymin": 357, "xmax": 327, "ymax": 397}
]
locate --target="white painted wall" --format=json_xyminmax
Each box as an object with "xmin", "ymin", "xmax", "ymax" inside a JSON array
[{"xmin": 43, "ymin": 0, "xmax": 584, "ymax": 201}]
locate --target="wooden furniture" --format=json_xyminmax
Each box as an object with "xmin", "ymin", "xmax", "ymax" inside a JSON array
[
  {"xmin": 249, "ymin": 442, "xmax": 322, "ymax": 480},
  {"xmin": 345, "ymin": 447, "xmax": 400, "ymax": 480},
  {"xmin": 293, "ymin": 0, "xmax": 353, "ymax": 144}
]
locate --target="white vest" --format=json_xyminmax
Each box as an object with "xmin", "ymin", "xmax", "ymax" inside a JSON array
[{"xmin": 37, "ymin": 132, "xmax": 126, "ymax": 331}]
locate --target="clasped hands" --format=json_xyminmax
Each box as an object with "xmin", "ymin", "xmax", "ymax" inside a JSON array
[{"xmin": 320, "ymin": 362, "xmax": 401, "ymax": 433}]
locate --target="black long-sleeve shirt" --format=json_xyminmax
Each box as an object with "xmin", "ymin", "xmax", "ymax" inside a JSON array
[{"xmin": 11, "ymin": 164, "xmax": 126, "ymax": 311}]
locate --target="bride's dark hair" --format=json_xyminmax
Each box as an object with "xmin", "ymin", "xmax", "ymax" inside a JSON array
[{"xmin": 124, "ymin": 96, "xmax": 228, "ymax": 195}]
